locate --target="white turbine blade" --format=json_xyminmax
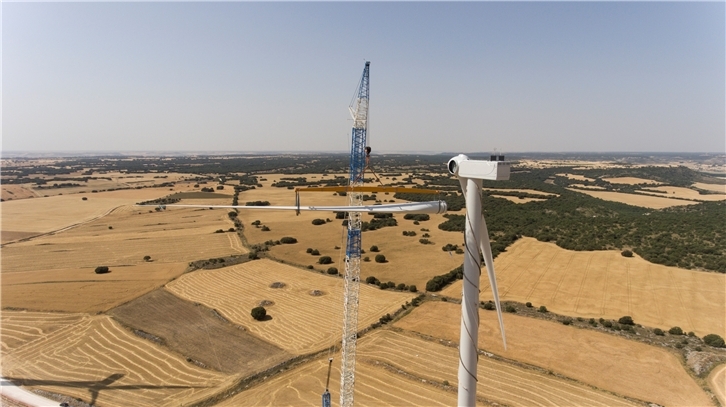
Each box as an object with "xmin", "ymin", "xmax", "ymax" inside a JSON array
[
  {"xmin": 139, "ymin": 201, "xmax": 447, "ymax": 214},
  {"xmin": 479, "ymin": 213, "xmax": 507, "ymax": 350}
]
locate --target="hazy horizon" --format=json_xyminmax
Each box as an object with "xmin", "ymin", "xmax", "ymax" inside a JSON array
[{"xmin": 4, "ymin": 2, "xmax": 725, "ymax": 154}]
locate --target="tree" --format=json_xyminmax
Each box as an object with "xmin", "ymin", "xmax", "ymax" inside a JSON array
[
  {"xmin": 327, "ymin": 267, "xmax": 339, "ymax": 275},
  {"xmin": 618, "ymin": 316, "xmax": 635, "ymax": 325},
  {"xmin": 318, "ymin": 256, "xmax": 333, "ymax": 264},
  {"xmin": 374, "ymin": 254, "xmax": 387, "ymax": 263},
  {"xmin": 621, "ymin": 249, "xmax": 633, "ymax": 257},
  {"xmin": 365, "ymin": 276, "xmax": 379, "ymax": 285},
  {"xmin": 228, "ymin": 211, "xmax": 238, "ymax": 219},
  {"xmin": 251, "ymin": 306, "xmax": 267, "ymax": 321},
  {"xmin": 312, "ymin": 219, "xmax": 326, "ymax": 225},
  {"xmin": 703, "ymin": 334, "xmax": 725, "ymax": 348},
  {"xmin": 143, "ymin": 255, "xmax": 151, "ymax": 262},
  {"xmin": 280, "ymin": 237, "xmax": 297, "ymax": 244},
  {"xmin": 94, "ymin": 266, "xmax": 110, "ymax": 274},
  {"xmin": 653, "ymin": 328, "xmax": 665, "ymax": 336},
  {"xmin": 409, "ymin": 285, "xmax": 417, "ymax": 292},
  {"xmin": 668, "ymin": 326, "xmax": 684, "ymax": 335},
  {"xmin": 538, "ymin": 305, "xmax": 548, "ymax": 313},
  {"xmin": 370, "ymin": 245, "xmax": 379, "ymax": 252}
]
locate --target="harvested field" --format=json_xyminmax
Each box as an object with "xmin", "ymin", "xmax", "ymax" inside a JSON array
[
  {"xmin": 566, "ymin": 188, "xmax": 697, "ymax": 209},
  {"xmin": 1, "ymin": 262, "xmax": 187, "ymax": 313},
  {"xmin": 638, "ymin": 186, "xmax": 726, "ymax": 202},
  {"xmin": 1, "ymin": 310, "xmax": 87, "ymax": 351},
  {"xmin": 1, "ymin": 185, "xmax": 38, "ymax": 201},
  {"xmin": 396, "ymin": 301, "xmax": 713, "ymax": 407},
  {"xmin": 0, "ymin": 188, "xmax": 174, "ymax": 243},
  {"xmin": 1, "ymin": 315, "xmax": 230, "ymax": 407},
  {"xmin": 482, "ymin": 188, "xmax": 558, "ymax": 197},
  {"xmin": 490, "ymin": 195, "xmax": 547, "ymax": 204},
  {"xmin": 2, "ymin": 206, "xmax": 245, "ymax": 273},
  {"xmin": 442, "ymin": 237, "xmax": 725, "ymax": 338},
  {"xmin": 555, "ymin": 173, "xmax": 596, "ymax": 182},
  {"xmin": 603, "ymin": 177, "xmax": 661, "ymax": 185},
  {"xmin": 166, "ymin": 259, "xmax": 414, "ymax": 354},
  {"xmin": 109, "ymin": 288, "xmax": 291, "ymax": 374},
  {"xmin": 709, "ymin": 364, "xmax": 726, "ymax": 407},
  {"xmin": 694, "ymin": 182, "xmax": 726, "ymax": 193}
]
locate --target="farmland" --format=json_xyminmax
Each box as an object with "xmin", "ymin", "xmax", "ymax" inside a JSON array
[
  {"xmin": 442, "ymin": 237, "xmax": 725, "ymax": 338},
  {"xmin": 166, "ymin": 259, "xmax": 415, "ymax": 354},
  {"xmin": 396, "ymin": 301, "xmax": 714, "ymax": 407},
  {"xmin": 1, "ymin": 153, "xmax": 725, "ymax": 407}
]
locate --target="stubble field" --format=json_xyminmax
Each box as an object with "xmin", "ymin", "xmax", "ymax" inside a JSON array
[
  {"xmin": 396, "ymin": 301, "xmax": 714, "ymax": 407},
  {"xmin": 166, "ymin": 259, "xmax": 415, "ymax": 354},
  {"xmin": 443, "ymin": 237, "xmax": 725, "ymax": 338},
  {"xmin": 566, "ymin": 188, "xmax": 698, "ymax": 209}
]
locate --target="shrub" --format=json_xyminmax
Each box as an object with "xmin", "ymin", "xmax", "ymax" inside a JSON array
[
  {"xmin": 228, "ymin": 228, "xmax": 235, "ymax": 232},
  {"xmin": 404, "ymin": 214, "xmax": 430, "ymax": 221},
  {"xmin": 505, "ymin": 305, "xmax": 516, "ymax": 313},
  {"xmin": 409, "ymin": 285, "xmax": 417, "ymax": 292},
  {"xmin": 621, "ymin": 249, "xmax": 633, "ymax": 257},
  {"xmin": 261, "ymin": 226, "xmax": 270, "ymax": 231},
  {"xmin": 688, "ymin": 331, "xmax": 696, "ymax": 337},
  {"xmin": 363, "ymin": 256, "xmax": 370, "ymax": 262},
  {"xmin": 251, "ymin": 220, "xmax": 261, "ymax": 226},
  {"xmin": 419, "ymin": 238, "xmax": 432, "ymax": 245},
  {"xmin": 228, "ymin": 211, "xmax": 238, "ymax": 219},
  {"xmin": 703, "ymin": 334, "xmax": 725, "ymax": 348},
  {"xmin": 396, "ymin": 283, "xmax": 406, "ymax": 290},
  {"xmin": 312, "ymin": 218, "xmax": 326, "ymax": 225},
  {"xmin": 370, "ymin": 245, "xmax": 379, "ymax": 252},
  {"xmin": 562, "ymin": 318, "xmax": 572, "ymax": 325},
  {"xmin": 280, "ymin": 237, "xmax": 297, "ymax": 244},
  {"xmin": 251, "ymin": 306, "xmax": 267, "ymax": 321},
  {"xmin": 669, "ymin": 326, "xmax": 684, "ymax": 335},
  {"xmin": 525, "ymin": 302, "xmax": 532, "ymax": 308},
  {"xmin": 482, "ymin": 301, "xmax": 495, "ymax": 311},
  {"xmin": 326, "ymin": 267, "xmax": 339, "ymax": 275},
  {"xmin": 618, "ymin": 316, "xmax": 635, "ymax": 325},
  {"xmin": 94, "ymin": 266, "xmax": 110, "ymax": 274},
  {"xmin": 248, "ymin": 251, "xmax": 259, "ymax": 260},
  {"xmin": 603, "ymin": 320, "xmax": 613, "ymax": 328},
  {"xmin": 442, "ymin": 244, "xmax": 459, "ymax": 252},
  {"xmin": 318, "ymin": 256, "xmax": 333, "ymax": 265},
  {"xmin": 307, "ymin": 265, "xmax": 314, "ymax": 269},
  {"xmin": 538, "ymin": 305, "xmax": 548, "ymax": 313},
  {"xmin": 365, "ymin": 276, "xmax": 379, "ymax": 285},
  {"xmin": 143, "ymin": 255, "xmax": 151, "ymax": 262},
  {"xmin": 654, "ymin": 328, "xmax": 665, "ymax": 336},
  {"xmin": 306, "ymin": 248, "xmax": 313, "ymax": 253},
  {"xmin": 374, "ymin": 254, "xmax": 387, "ymax": 263},
  {"xmin": 82, "ymin": 197, "xmax": 88, "ymax": 201},
  {"xmin": 311, "ymin": 249, "xmax": 320, "ymax": 256}
]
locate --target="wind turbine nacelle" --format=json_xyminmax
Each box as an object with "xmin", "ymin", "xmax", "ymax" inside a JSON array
[{"xmin": 447, "ymin": 154, "xmax": 511, "ymax": 181}]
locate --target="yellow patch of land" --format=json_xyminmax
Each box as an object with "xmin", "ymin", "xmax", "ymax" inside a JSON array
[
  {"xmin": 166, "ymin": 259, "xmax": 414, "ymax": 354},
  {"xmin": 442, "ymin": 237, "xmax": 725, "ymax": 338},
  {"xmin": 1, "ymin": 315, "xmax": 230, "ymax": 407},
  {"xmin": 1, "ymin": 262, "xmax": 188, "ymax": 313},
  {"xmin": 603, "ymin": 177, "xmax": 661, "ymax": 185},
  {"xmin": 567, "ymin": 188, "xmax": 697, "ymax": 209},
  {"xmin": 0, "ymin": 188, "xmax": 176, "ymax": 242},
  {"xmin": 220, "ymin": 328, "xmax": 640, "ymax": 406},
  {"xmin": 556, "ymin": 173, "xmax": 596, "ymax": 182},
  {"xmin": 693, "ymin": 182, "xmax": 726, "ymax": 193},
  {"xmin": 639, "ymin": 186, "xmax": 726, "ymax": 201},
  {"xmin": 1, "ymin": 310, "xmax": 87, "ymax": 351},
  {"xmin": 490, "ymin": 195, "xmax": 547, "ymax": 204},
  {"xmin": 396, "ymin": 301, "xmax": 713, "ymax": 407},
  {"xmin": 708, "ymin": 363, "xmax": 726, "ymax": 407}
]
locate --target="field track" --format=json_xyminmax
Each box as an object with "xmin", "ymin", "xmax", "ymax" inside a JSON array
[
  {"xmin": 708, "ymin": 364, "xmax": 726, "ymax": 407},
  {"xmin": 396, "ymin": 301, "xmax": 713, "ymax": 407},
  {"xmin": 1, "ymin": 315, "xmax": 230, "ymax": 407},
  {"xmin": 166, "ymin": 259, "xmax": 414, "ymax": 354},
  {"xmin": 443, "ymin": 237, "xmax": 725, "ymax": 338}
]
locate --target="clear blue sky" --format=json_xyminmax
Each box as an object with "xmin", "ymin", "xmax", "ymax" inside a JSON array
[{"xmin": 3, "ymin": 1, "xmax": 724, "ymax": 153}]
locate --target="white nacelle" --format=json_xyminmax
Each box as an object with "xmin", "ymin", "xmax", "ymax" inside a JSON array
[{"xmin": 448, "ymin": 154, "xmax": 510, "ymax": 181}]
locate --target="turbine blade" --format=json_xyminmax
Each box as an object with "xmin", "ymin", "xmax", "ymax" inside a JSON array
[
  {"xmin": 479, "ymin": 213, "xmax": 507, "ymax": 350},
  {"xmin": 138, "ymin": 201, "xmax": 447, "ymax": 214}
]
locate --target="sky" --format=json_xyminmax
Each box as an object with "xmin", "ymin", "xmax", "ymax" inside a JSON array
[{"xmin": 2, "ymin": 1, "xmax": 725, "ymax": 154}]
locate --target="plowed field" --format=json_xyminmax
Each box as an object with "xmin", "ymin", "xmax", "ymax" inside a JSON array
[
  {"xmin": 396, "ymin": 301, "xmax": 713, "ymax": 407},
  {"xmin": 166, "ymin": 259, "xmax": 414, "ymax": 354},
  {"xmin": 442, "ymin": 237, "xmax": 725, "ymax": 337},
  {"xmin": 1, "ymin": 315, "xmax": 230, "ymax": 407}
]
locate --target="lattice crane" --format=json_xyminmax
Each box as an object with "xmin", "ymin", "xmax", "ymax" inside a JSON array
[{"xmin": 338, "ymin": 60, "xmax": 370, "ymax": 407}]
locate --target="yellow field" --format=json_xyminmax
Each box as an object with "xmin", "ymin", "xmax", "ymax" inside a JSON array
[
  {"xmin": 443, "ymin": 237, "xmax": 725, "ymax": 338},
  {"xmin": 603, "ymin": 177, "xmax": 661, "ymax": 185},
  {"xmin": 166, "ymin": 259, "xmax": 415, "ymax": 354},
  {"xmin": 482, "ymin": 188, "xmax": 558, "ymax": 197},
  {"xmin": 0, "ymin": 188, "xmax": 176, "ymax": 242},
  {"xmin": 490, "ymin": 195, "xmax": 547, "ymax": 204},
  {"xmin": 219, "ymin": 327, "xmax": 641, "ymax": 407},
  {"xmin": 1, "ymin": 314, "xmax": 230, "ymax": 407},
  {"xmin": 396, "ymin": 301, "xmax": 713, "ymax": 407},
  {"xmin": 566, "ymin": 188, "xmax": 697, "ymax": 209},
  {"xmin": 694, "ymin": 182, "xmax": 726, "ymax": 193},
  {"xmin": 555, "ymin": 173, "xmax": 596, "ymax": 182},
  {"xmin": 639, "ymin": 186, "xmax": 726, "ymax": 201},
  {"xmin": 1, "ymin": 310, "xmax": 87, "ymax": 351}
]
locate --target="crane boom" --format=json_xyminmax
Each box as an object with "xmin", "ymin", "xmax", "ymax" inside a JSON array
[{"xmin": 340, "ymin": 61, "xmax": 370, "ymax": 407}]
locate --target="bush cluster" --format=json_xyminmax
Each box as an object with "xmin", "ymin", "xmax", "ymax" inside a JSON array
[{"xmin": 425, "ymin": 265, "xmax": 463, "ymax": 292}]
